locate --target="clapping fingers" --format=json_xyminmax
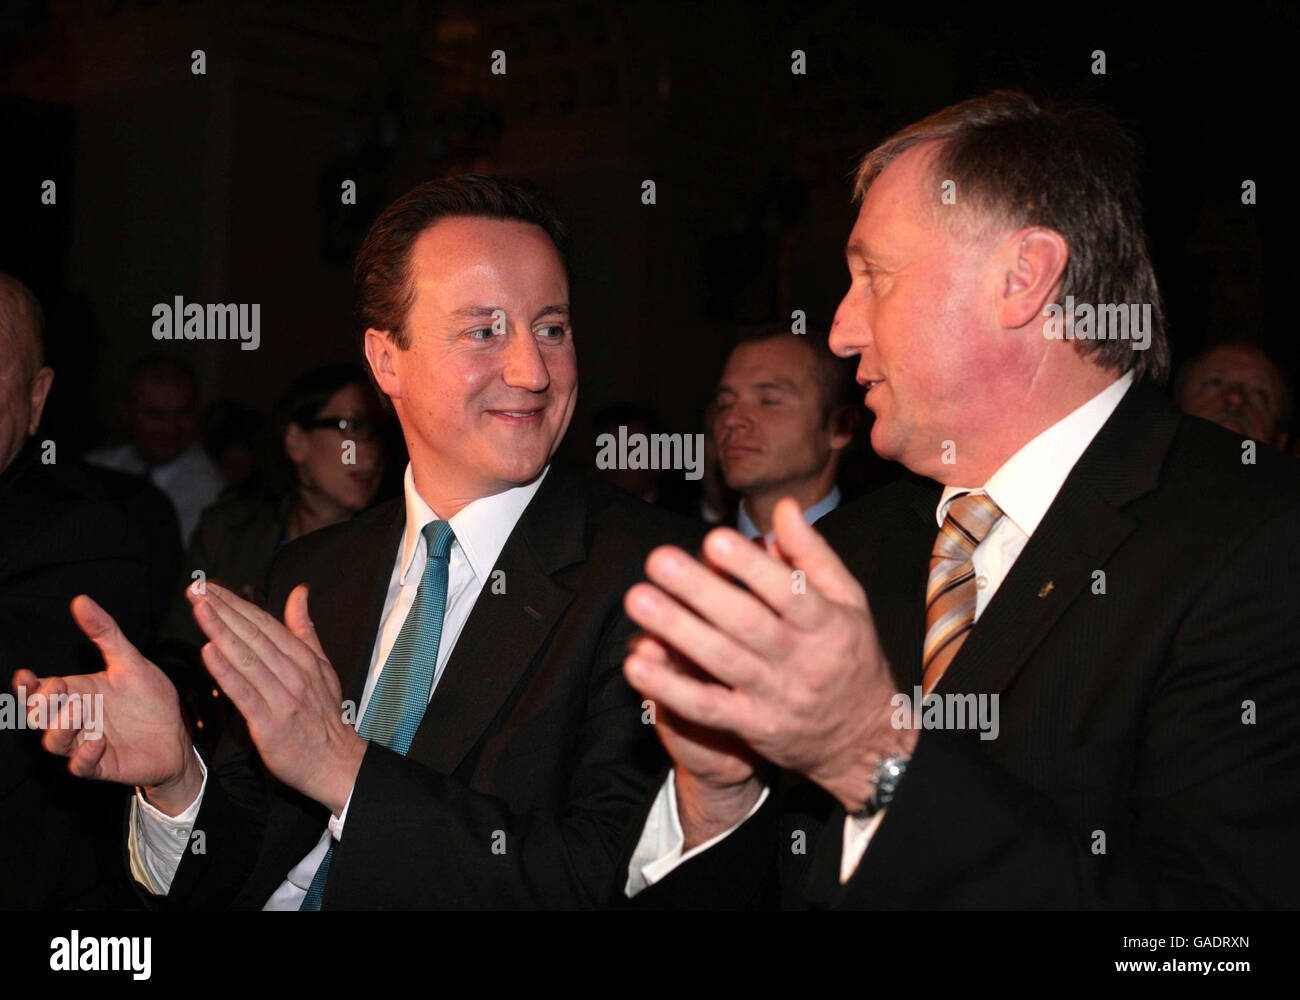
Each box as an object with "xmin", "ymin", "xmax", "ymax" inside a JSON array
[
  {"xmin": 625, "ymin": 578, "xmax": 770, "ymax": 695},
  {"xmin": 191, "ymin": 582, "xmax": 311, "ymax": 676},
  {"xmin": 189, "ymin": 581, "xmax": 342, "ymax": 742},
  {"xmin": 282, "ymin": 585, "xmax": 328, "ymax": 662},
  {"xmin": 67, "ymin": 726, "xmax": 110, "ymax": 778},
  {"xmin": 643, "ymin": 544, "xmax": 791, "ymax": 660},
  {"xmin": 768, "ymin": 499, "xmax": 868, "ymax": 611},
  {"xmin": 189, "ymin": 590, "xmax": 282, "ymax": 723},
  {"xmin": 624, "ymin": 640, "xmax": 753, "ymax": 735},
  {"xmin": 13, "ymin": 669, "xmax": 88, "ymax": 758},
  {"xmin": 696, "ymin": 524, "xmax": 836, "ymax": 630},
  {"xmin": 282, "ymin": 585, "xmax": 339, "ymax": 699}
]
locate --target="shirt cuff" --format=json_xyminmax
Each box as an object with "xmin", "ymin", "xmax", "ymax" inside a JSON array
[
  {"xmin": 128, "ymin": 747, "xmax": 208, "ymax": 894},
  {"xmin": 328, "ymin": 788, "xmax": 355, "ymax": 842},
  {"xmin": 624, "ymin": 769, "xmax": 769, "ymax": 897},
  {"xmin": 840, "ymin": 808, "xmax": 887, "ymax": 883}
]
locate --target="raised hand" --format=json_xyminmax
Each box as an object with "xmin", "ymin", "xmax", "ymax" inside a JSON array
[
  {"xmin": 13, "ymin": 595, "xmax": 201, "ymax": 814},
  {"xmin": 624, "ymin": 498, "xmax": 913, "ymax": 814},
  {"xmin": 187, "ymin": 582, "xmax": 366, "ymax": 816}
]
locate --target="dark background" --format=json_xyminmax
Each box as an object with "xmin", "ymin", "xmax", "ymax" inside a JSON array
[{"xmin": 1, "ymin": 0, "xmax": 1294, "ymax": 467}]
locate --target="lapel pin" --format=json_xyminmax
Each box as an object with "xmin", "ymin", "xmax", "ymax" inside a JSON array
[{"xmin": 1038, "ymin": 581, "xmax": 1055, "ymax": 599}]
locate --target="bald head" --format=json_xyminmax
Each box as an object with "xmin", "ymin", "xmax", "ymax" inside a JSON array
[
  {"xmin": 0, "ymin": 273, "xmax": 55, "ymax": 474},
  {"xmin": 0, "ymin": 273, "xmax": 45, "ymax": 380},
  {"xmin": 1176, "ymin": 342, "xmax": 1291, "ymax": 450}
]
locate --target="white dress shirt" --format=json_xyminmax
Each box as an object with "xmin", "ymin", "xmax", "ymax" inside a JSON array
[
  {"xmin": 85, "ymin": 441, "xmax": 224, "ymax": 545},
  {"xmin": 627, "ymin": 372, "xmax": 1135, "ymax": 896},
  {"xmin": 128, "ymin": 462, "xmax": 546, "ymax": 908}
]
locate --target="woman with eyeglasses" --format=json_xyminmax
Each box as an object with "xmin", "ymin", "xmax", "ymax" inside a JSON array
[{"xmin": 157, "ymin": 363, "xmax": 389, "ymax": 749}]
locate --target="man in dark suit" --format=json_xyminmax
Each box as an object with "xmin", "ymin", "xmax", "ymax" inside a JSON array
[
  {"xmin": 0, "ymin": 272, "xmax": 157, "ymax": 908},
  {"xmin": 616, "ymin": 92, "xmax": 1300, "ymax": 909},
  {"xmin": 18, "ymin": 177, "xmax": 698, "ymax": 909}
]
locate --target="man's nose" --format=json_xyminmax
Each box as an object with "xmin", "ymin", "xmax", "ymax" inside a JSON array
[
  {"xmin": 721, "ymin": 403, "xmax": 752, "ymax": 431},
  {"xmin": 1223, "ymin": 382, "xmax": 1247, "ymax": 408},
  {"xmin": 502, "ymin": 327, "xmax": 551, "ymax": 392},
  {"xmin": 829, "ymin": 294, "xmax": 869, "ymax": 358}
]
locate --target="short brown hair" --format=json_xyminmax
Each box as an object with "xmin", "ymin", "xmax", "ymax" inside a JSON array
[
  {"xmin": 853, "ymin": 91, "xmax": 1169, "ymax": 384},
  {"xmin": 354, "ymin": 174, "xmax": 571, "ymax": 350},
  {"xmin": 730, "ymin": 321, "xmax": 859, "ymax": 423}
]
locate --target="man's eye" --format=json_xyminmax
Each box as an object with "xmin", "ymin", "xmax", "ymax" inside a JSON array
[
  {"xmin": 468, "ymin": 327, "xmax": 497, "ymax": 341},
  {"xmin": 537, "ymin": 324, "xmax": 567, "ymax": 340}
]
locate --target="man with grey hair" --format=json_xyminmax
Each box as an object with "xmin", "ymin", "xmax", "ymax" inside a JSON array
[{"xmin": 619, "ymin": 92, "xmax": 1300, "ymax": 909}]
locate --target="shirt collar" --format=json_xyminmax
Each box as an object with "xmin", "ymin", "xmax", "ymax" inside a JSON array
[
  {"xmin": 937, "ymin": 371, "xmax": 1134, "ymax": 534},
  {"xmin": 804, "ymin": 484, "xmax": 841, "ymax": 525},
  {"xmin": 399, "ymin": 462, "xmax": 549, "ymax": 586},
  {"xmin": 737, "ymin": 484, "xmax": 842, "ymax": 541}
]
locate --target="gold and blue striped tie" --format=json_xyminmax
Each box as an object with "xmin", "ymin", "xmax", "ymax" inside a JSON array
[{"xmin": 922, "ymin": 493, "xmax": 1003, "ymax": 695}]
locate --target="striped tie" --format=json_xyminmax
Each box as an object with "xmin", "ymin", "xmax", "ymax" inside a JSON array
[
  {"xmin": 922, "ymin": 493, "xmax": 1003, "ymax": 695},
  {"xmin": 299, "ymin": 519, "xmax": 456, "ymax": 911}
]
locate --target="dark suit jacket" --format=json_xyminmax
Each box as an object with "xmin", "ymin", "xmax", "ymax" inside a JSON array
[
  {"xmin": 625, "ymin": 380, "xmax": 1300, "ymax": 909},
  {"xmin": 146, "ymin": 463, "xmax": 702, "ymax": 909},
  {"xmin": 0, "ymin": 442, "xmax": 154, "ymax": 909}
]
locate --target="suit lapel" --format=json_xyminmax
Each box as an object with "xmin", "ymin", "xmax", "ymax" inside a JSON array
[
  {"xmin": 827, "ymin": 479, "xmax": 937, "ymax": 694},
  {"xmin": 877, "ymin": 485, "xmax": 940, "ymax": 692},
  {"xmin": 321, "ymin": 500, "xmax": 405, "ymax": 711},
  {"xmin": 935, "ymin": 381, "xmax": 1180, "ymax": 698},
  {"xmin": 406, "ymin": 466, "xmax": 588, "ymax": 774}
]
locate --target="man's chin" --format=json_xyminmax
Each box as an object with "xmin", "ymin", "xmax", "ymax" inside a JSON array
[
  {"xmin": 868, "ymin": 422, "xmax": 903, "ymax": 463},
  {"xmin": 489, "ymin": 450, "xmax": 553, "ymax": 489}
]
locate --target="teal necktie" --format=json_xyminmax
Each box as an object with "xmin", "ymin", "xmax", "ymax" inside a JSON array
[{"xmin": 299, "ymin": 520, "xmax": 456, "ymax": 910}]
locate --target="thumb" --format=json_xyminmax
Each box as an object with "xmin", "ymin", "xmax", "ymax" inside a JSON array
[
  {"xmin": 284, "ymin": 584, "xmax": 327, "ymax": 660},
  {"xmin": 770, "ymin": 498, "xmax": 866, "ymax": 609},
  {"xmin": 69, "ymin": 595, "xmax": 143, "ymax": 671}
]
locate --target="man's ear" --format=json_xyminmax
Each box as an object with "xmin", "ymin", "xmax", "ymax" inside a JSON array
[
  {"xmin": 998, "ymin": 226, "xmax": 1069, "ymax": 331},
  {"xmin": 828, "ymin": 404, "xmax": 859, "ymax": 451},
  {"xmin": 364, "ymin": 328, "xmax": 401, "ymax": 401},
  {"xmin": 27, "ymin": 366, "xmax": 54, "ymax": 435}
]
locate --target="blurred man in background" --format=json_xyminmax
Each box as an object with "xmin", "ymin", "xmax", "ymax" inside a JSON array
[
  {"xmin": 712, "ymin": 323, "xmax": 859, "ymax": 541},
  {"xmin": 86, "ymin": 355, "xmax": 223, "ymax": 543},
  {"xmin": 1175, "ymin": 341, "xmax": 1291, "ymax": 451}
]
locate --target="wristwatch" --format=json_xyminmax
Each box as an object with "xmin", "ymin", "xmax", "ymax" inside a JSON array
[{"xmin": 851, "ymin": 752, "xmax": 910, "ymax": 819}]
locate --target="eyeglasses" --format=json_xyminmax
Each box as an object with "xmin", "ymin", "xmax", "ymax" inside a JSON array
[{"xmin": 299, "ymin": 416, "xmax": 380, "ymax": 442}]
